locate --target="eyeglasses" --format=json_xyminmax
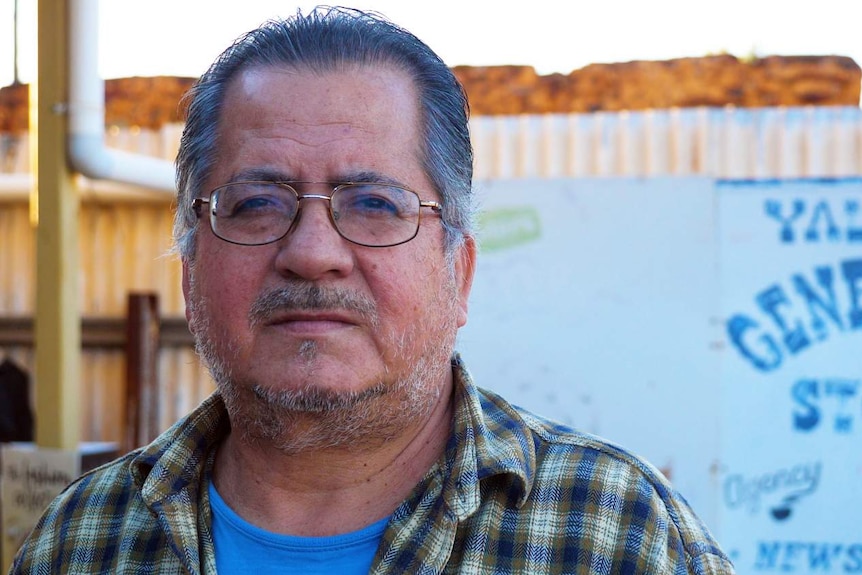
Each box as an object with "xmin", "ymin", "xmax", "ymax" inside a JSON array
[{"xmin": 192, "ymin": 181, "xmax": 443, "ymax": 248}]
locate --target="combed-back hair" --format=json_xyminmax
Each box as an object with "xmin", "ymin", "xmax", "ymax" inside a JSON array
[{"xmin": 174, "ymin": 6, "xmax": 474, "ymax": 258}]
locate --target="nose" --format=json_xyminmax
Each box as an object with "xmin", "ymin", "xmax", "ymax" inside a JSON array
[{"xmin": 273, "ymin": 196, "xmax": 355, "ymax": 281}]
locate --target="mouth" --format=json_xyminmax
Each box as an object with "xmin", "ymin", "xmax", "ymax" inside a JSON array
[{"xmin": 263, "ymin": 311, "xmax": 360, "ymax": 334}]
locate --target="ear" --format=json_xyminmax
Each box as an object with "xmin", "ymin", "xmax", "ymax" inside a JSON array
[{"xmin": 454, "ymin": 235, "xmax": 477, "ymax": 328}]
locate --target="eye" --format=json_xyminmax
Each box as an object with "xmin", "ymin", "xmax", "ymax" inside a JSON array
[
  {"xmin": 232, "ymin": 195, "xmax": 281, "ymax": 214},
  {"xmin": 216, "ymin": 184, "xmax": 294, "ymax": 218},
  {"xmin": 338, "ymin": 185, "xmax": 412, "ymax": 218},
  {"xmin": 351, "ymin": 194, "xmax": 399, "ymax": 214}
]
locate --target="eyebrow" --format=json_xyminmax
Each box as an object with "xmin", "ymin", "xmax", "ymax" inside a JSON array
[
  {"xmin": 227, "ymin": 168, "xmax": 408, "ymax": 188},
  {"xmin": 338, "ymin": 171, "xmax": 405, "ymax": 187},
  {"xmin": 229, "ymin": 167, "xmax": 295, "ymax": 183}
]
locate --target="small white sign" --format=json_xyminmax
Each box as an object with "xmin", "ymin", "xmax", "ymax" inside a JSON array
[{"xmin": 1, "ymin": 445, "xmax": 80, "ymax": 569}]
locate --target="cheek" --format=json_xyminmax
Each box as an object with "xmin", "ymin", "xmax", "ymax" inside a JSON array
[
  {"xmin": 193, "ymin": 248, "xmax": 268, "ymax": 327},
  {"xmin": 370, "ymin": 259, "xmax": 449, "ymax": 326}
]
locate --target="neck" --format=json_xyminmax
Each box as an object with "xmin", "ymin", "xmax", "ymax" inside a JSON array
[{"xmin": 212, "ymin": 377, "xmax": 454, "ymax": 537}]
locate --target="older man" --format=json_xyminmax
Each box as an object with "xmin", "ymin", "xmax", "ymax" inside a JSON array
[{"xmin": 11, "ymin": 7, "xmax": 734, "ymax": 574}]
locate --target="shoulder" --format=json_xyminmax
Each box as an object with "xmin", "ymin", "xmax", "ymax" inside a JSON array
[
  {"xmin": 475, "ymin": 386, "xmax": 735, "ymax": 573},
  {"xmin": 34, "ymin": 448, "xmax": 142, "ymax": 520},
  {"xmin": 10, "ymin": 395, "xmax": 227, "ymax": 573},
  {"xmin": 515, "ymin": 402, "xmax": 669, "ymax": 487},
  {"xmin": 476, "ymin": 384, "xmax": 668, "ymax": 485},
  {"xmin": 10, "ymin": 452, "xmax": 155, "ymax": 573}
]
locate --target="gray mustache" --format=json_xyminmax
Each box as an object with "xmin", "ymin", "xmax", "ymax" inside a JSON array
[{"xmin": 249, "ymin": 284, "xmax": 378, "ymax": 328}]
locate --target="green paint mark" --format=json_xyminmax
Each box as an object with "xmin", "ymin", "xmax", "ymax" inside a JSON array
[{"xmin": 477, "ymin": 207, "xmax": 542, "ymax": 252}]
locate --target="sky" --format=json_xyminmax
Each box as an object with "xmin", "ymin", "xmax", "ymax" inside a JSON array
[{"xmin": 1, "ymin": 0, "xmax": 861, "ymax": 86}]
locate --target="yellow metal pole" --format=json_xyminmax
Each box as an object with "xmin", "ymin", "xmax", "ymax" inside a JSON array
[{"xmin": 34, "ymin": 0, "xmax": 80, "ymax": 449}]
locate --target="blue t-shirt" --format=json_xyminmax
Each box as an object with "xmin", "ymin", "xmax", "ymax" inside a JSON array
[{"xmin": 208, "ymin": 481, "xmax": 389, "ymax": 574}]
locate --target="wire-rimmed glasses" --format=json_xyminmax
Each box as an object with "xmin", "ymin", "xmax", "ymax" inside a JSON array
[{"xmin": 192, "ymin": 180, "xmax": 442, "ymax": 248}]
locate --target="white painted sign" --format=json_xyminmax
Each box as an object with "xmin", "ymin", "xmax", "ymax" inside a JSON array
[
  {"xmin": 458, "ymin": 176, "xmax": 862, "ymax": 572},
  {"xmin": 718, "ymin": 179, "xmax": 862, "ymax": 573}
]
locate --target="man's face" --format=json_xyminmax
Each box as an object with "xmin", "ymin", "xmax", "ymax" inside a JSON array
[{"xmin": 182, "ymin": 64, "xmax": 475, "ymax": 450}]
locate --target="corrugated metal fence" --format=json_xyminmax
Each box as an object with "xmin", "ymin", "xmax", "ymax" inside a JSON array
[{"xmin": 1, "ymin": 106, "xmax": 861, "ymax": 444}]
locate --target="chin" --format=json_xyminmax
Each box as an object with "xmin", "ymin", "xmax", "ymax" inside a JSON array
[{"xmin": 212, "ymin": 348, "xmax": 448, "ymax": 453}]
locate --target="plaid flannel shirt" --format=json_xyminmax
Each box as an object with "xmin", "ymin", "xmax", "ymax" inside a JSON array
[{"xmin": 11, "ymin": 354, "xmax": 734, "ymax": 574}]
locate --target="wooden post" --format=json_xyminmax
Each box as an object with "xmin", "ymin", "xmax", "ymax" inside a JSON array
[
  {"xmin": 34, "ymin": 0, "xmax": 80, "ymax": 450},
  {"xmin": 123, "ymin": 293, "xmax": 160, "ymax": 452}
]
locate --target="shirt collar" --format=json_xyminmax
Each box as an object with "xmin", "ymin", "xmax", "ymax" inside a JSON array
[
  {"xmin": 437, "ymin": 353, "xmax": 535, "ymax": 520},
  {"xmin": 130, "ymin": 393, "xmax": 230, "ymax": 505}
]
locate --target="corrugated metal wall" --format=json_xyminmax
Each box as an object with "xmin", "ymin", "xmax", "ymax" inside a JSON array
[
  {"xmin": 471, "ymin": 107, "xmax": 862, "ymax": 179},
  {"xmin": 1, "ymin": 106, "xmax": 861, "ymax": 444}
]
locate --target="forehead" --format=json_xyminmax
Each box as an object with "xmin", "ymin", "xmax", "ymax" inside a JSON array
[{"xmin": 211, "ymin": 63, "xmax": 427, "ymax": 187}]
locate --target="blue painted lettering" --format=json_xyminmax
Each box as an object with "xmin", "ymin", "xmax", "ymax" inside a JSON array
[
  {"xmin": 792, "ymin": 378, "xmax": 860, "ymax": 434},
  {"xmin": 765, "ymin": 199, "xmax": 806, "ymax": 243},
  {"xmin": 755, "ymin": 541, "xmax": 782, "ymax": 570},
  {"xmin": 723, "ymin": 462, "xmax": 821, "ymax": 515},
  {"xmin": 792, "ymin": 379, "xmax": 820, "ymax": 431},
  {"xmin": 757, "ymin": 285, "xmax": 811, "ymax": 354},
  {"xmin": 847, "ymin": 200, "xmax": 862, "ymax": 242},
  {"xmin": 827, "ymin": 379, "xmax": 859, "ymax": 433},
  {"xmin": 727, "ymin": 316, "xmax": 782, "ymax": 371},
  {"xmin": 805, "ymin": 200, "xmax": 842, "ymax": 242},
  {"xmin": 764, "ymin": 198, "xmax": 862, "ymax": 244},
  {"xmin": 808, "ymin": 544, "xmax": 846, "ymax": 571},
  {"xmin": 727, "ymin": 258, "xmax": 862, "ymax": 371},
  {"xmin": 846, "ymin": 544, "xmax": 862, "ymax": 572},
  {"xmin": 753, "ymin": 542, "xmax": 862, "ymax": 572},
  {"xmin": 782, "ymin": 542, "xmax": 806, "ymax": 571},
  {"xmin": 793, "ymin": 266, "xmax": 844, "ymax": 341},
  {"xmin": 844, "ymin": 260, "xmax": 862, "ymax": 328}
]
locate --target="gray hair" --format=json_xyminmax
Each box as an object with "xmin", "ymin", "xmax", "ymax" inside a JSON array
[{"xmin": 174, "ymin": 6, "xmax": 474, "ymax": 259}]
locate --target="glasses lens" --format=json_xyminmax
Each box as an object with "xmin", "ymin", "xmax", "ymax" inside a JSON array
[
  {"xmin": 332, "ymin": 184, "xmax": 421, "ymax": 246},
  {"xmin": 212, "ymin": 182, "xmax": 297, "ymax": 245}
]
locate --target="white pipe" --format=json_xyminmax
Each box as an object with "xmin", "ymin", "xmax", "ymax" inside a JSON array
[
  {"xmin": 0, "ymin": 173, "xmax": 32, "ymax": 201},
  {"xmin": 68, "ymin": 0, "xmax": 176, "ymax": 195},
  {"xmin": 0, "ymin": 173, "xmax": 172, "ymax": 203}
]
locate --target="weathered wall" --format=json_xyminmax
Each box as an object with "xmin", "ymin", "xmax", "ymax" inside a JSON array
[
  {"xmin": 1, "ymin": 55, "xmax": 859, "ymax": 132},
  {"xmin": 1, "ymin": 53, "xmax": 861, "ymax": 445}
]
